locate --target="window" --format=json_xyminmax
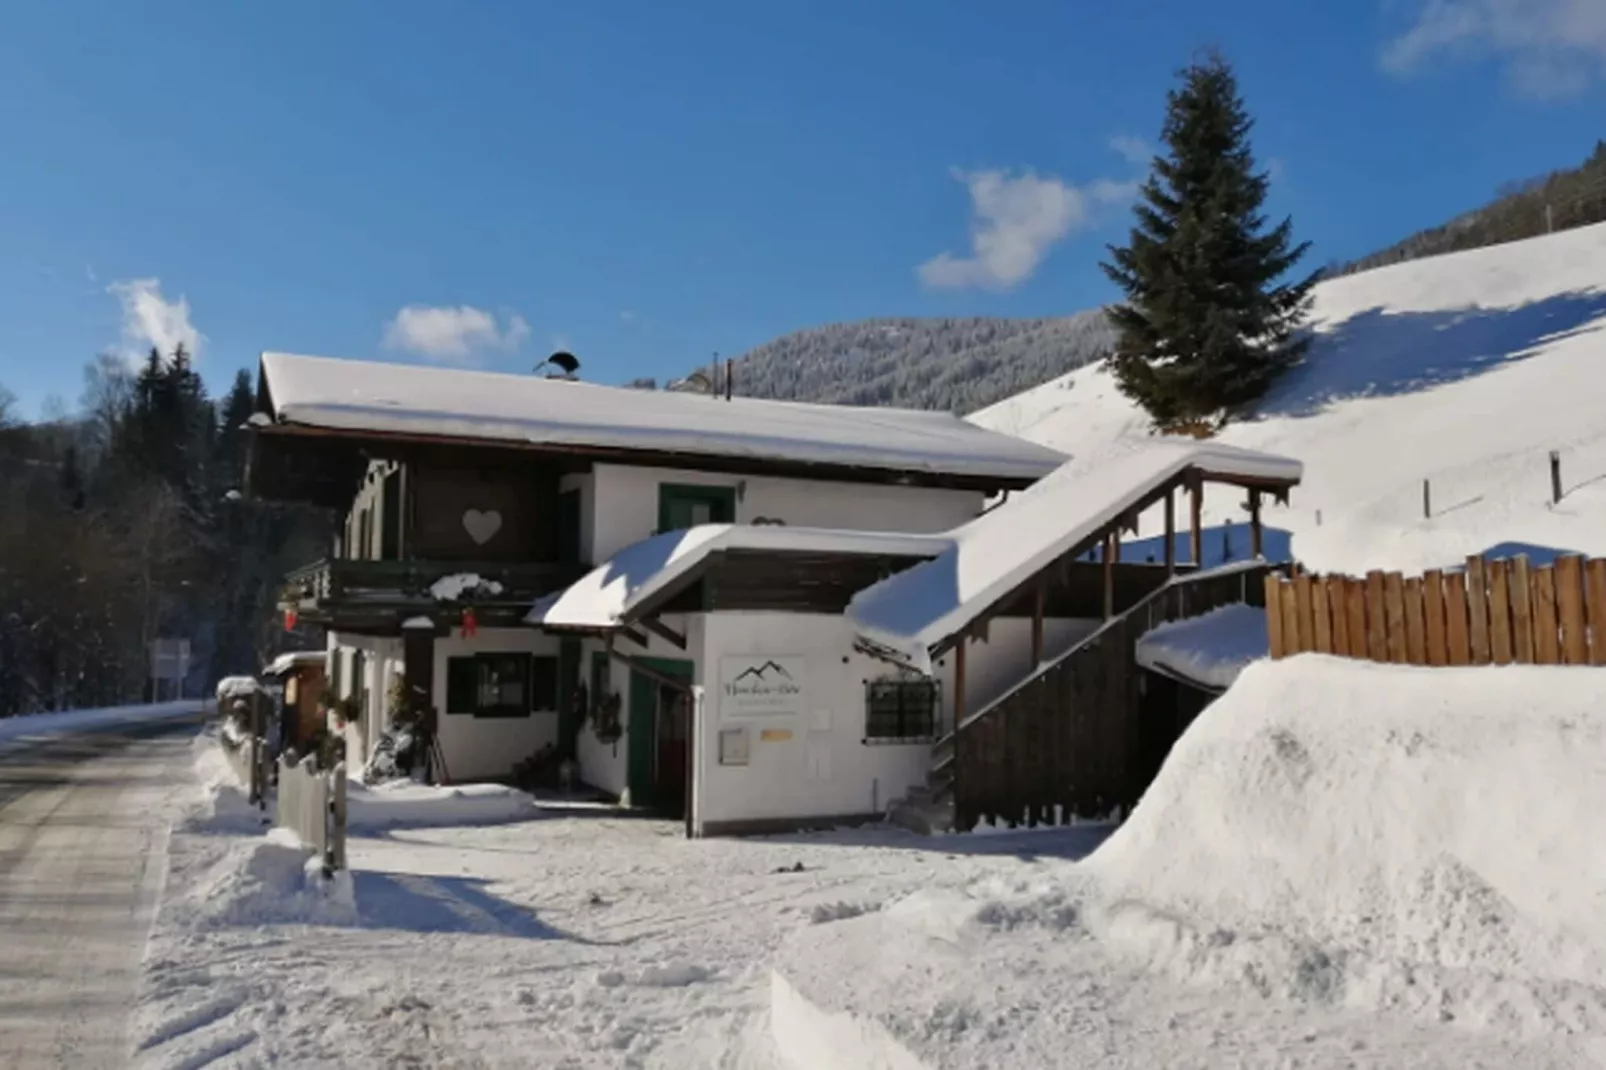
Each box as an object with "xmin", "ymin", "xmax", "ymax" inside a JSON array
[
  {"xmin": 657, "ymin": 484, "xmax": 736, "ymax": 534},
  {"xmin": 864, "ymin": 678, "xmax": 940, "ymax": 742},
  {"xmin": 446, "ymin": 654, "xmax": 560, "ymax": 718}
]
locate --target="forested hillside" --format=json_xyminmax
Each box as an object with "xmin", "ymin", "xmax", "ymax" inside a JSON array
[
  {"xmin": 683, "ymin": 309, "xmax": 1116, "ymax": 413},
  {"xmin": 0, "ymin": 352, "xmax": 327, "ymax": 716},
  {"xmin": 1331, "ymin": 140, "xmax": 1606, "ymax": 277}
]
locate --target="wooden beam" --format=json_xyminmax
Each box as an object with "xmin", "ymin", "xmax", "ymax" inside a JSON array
[
  {"xmin": 638, "ymin": 616, "xmax": 687, "ymax": 650},
  {"xmin": 1189, "ymin": 473, "xmax": 1204, "ymax": 566},
  {"xmin": 618, "ymin": 625, "xmax": 651, "ymax": 650},
  {"xmin": 953, "ymin": 638, "xmax": 968, "ymax": 732},
  {"xmin": 1163, "ymin": 490, "xmax": 1176, "ymax": 575},
  {"xmin": 1102, "ymin": 530, "xmax": 1117, "ymax": 619},
  {"xmin": 1031, "ymin": 582, "xmax": 1045, "ymax": 666},
  {"xmin": 1248, "ymin": 488, "xmax": 1263, "ymax": 558}
]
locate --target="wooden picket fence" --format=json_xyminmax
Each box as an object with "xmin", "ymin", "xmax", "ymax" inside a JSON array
[{"xmin": 1265, "ymin": 554, "xmax": 1606, "ymax": 667}]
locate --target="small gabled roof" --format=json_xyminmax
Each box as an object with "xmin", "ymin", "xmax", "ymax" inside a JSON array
[
  {"xmin": 255, "ymin": 352, "xmax": 1065, "ymax": 487},
  {"xmin": 847, "ymin": 438, "xmax": 1303, "ymax": 671},
  {"xmin": 529, "ymin": 525, "xmax": 953, "ymax": 631}
]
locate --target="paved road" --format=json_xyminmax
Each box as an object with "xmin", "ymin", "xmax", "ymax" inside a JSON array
[{"xmin": 0, "ymin": 722, "xmax": 197, "ymax": 1069}]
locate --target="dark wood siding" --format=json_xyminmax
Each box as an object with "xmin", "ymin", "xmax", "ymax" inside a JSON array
[{"xmin": 410, "ymin": 464, "xmax": 561, "ymax": 562}]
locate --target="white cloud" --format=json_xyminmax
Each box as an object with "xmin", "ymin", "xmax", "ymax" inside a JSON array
[
  {"xmin": 108, "ymin": 278, "xmax": 204, "ymax": 362},
  {"xmin": 918, "ymin": 168, "xmax": 1135, "ymax": 291},
  {"xmin": 1110, "ymin": 135, "xmax": 1152, "ymax": 166},
  {"xmin": 1382, "ymin": 0, "xmax": 1606, "ymax": 97},
  {"xmin": 382, "ymin": 305, "xmax": 531, "ymax": 363}
]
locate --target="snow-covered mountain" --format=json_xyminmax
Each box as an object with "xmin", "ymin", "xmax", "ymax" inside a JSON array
[{"xmin": 970, "ymin": 221, "xmax": 1606, "ymax": 575}]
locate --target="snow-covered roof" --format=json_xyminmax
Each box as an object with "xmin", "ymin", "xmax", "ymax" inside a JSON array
[
  {"xmin": 530, "ymin": 525, "xmax": 952, "ymax": 630},
  {"xmin": 216, "ymin": 675, "xmax": 265, "ymax": 700},
  {"xmin": 847, "ymin": 438, "xmax": 1303, "ymax": 670},
  {"xmin": 258, "ymin": 352, "xmax": 1065, "ymax": 484},
  {"xmin": 265, "ymin": 651, "xmax": 327, "ymax": 676},
  {"xmin": 1134, "ymin": 604, "xmax": 1269, "ymax": 692}
]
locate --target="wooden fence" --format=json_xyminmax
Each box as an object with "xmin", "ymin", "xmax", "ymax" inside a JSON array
[
  {"xmin": 1266, "ymin": 554, "xmax": 1606, "ymax": 666},
  {"xmin": 276, "ymin": 754, "xmax": 348, "ymax": 874}
]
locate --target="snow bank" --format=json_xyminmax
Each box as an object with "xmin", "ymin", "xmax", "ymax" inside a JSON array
[
  {"xmin": 345, "ymin": 778, "xmax": 537, "ymax": 831},
  {"xmin": 1133, "ymin": 603, "xmax": 1268, "ymax": 690},
  {"xmin": 1087, "ymin": 656, "xmax": 1606, "ymax": 1036},
  {"xmin": 0, "ymin": 699, "xmax": 201, "ymax": 749},
  {"xmin": 169, "ymin": 827, "xmax": 356, "ymax": 929}
]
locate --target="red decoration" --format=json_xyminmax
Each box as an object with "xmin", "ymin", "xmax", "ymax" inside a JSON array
[
  {"xmin": 461, "ymin": 607, "xmax": 478, "ymax": 638},
  {"xmin": 283, "ymin": 607, "xmax": 297, "ymax": 632}
]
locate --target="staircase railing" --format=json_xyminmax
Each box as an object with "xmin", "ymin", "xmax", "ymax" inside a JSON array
[{"xmin": 947, "ymin": 560, "xmax": 1275, "ymax": 832}]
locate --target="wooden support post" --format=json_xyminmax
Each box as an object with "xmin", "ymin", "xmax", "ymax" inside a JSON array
[
  {"xmin": 1188, "ymin": 475, "xmax": 1203, "ymax": 566},
  {"xmin": 1248, "ymin": 489, "xmax": 1263, "ymax": 558},
  {"xmin": 402, "ymin": 623, "xmax": 440, "ymax": 783},
  {"xmin": 1163, "ymin": 490, "xmax": 1176, "ymax": 575},
  {"xmin": 1422, "ymin": 478, "xmax": 1431, "ymax": 520},
  {"xmin": 1102, "ymin": 530, "xmax": 1117, "ymax": 619},
  {"xmin": 953, "ymin": 636, "xmax": 968, "ymax": 732},
  {"xmin": 1030, "ymin": 582, "xmax": 1045, "ymax": 666},
  {"xmin": 1551, "ymin": 450, "xmax": 1563, "ymax": 504}
]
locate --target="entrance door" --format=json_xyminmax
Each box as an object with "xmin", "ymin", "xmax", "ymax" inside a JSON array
[
  {"xmin": 627, "ymin": 658, "xmax": 695, "ymax": 815},
  {"xmin": 655, "ymin": 684, "xmax": 689, "ymax": 814}
]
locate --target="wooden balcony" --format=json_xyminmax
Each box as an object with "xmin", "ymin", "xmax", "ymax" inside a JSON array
[{"xmin": 281, "ymin": 558, "xmax": 587, "ymax": 634}]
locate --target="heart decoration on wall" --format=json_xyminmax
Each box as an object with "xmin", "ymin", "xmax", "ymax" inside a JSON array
[{"xmin": 462, "ymin": 509, "xmax": 503, "ymax": 546}]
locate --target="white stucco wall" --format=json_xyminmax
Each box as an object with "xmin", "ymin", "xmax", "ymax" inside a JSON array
[
  {"xmin": 587, "ymin": 464, "xmax": 986, "ymax": 563},
  {"xmin": 692, "ymin": 612, "xmax": 931, "ymax": 832},
  {"xmin": 431, "ymin": 627, "xmax": 563, "ymax": 782}
]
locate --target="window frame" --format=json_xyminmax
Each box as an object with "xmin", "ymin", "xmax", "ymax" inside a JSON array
[
  {"xmin": 444, "ymin": 652, "xmax": 560, "ymax": 719},
  {"xmin": 863, "ymin": 677, "xmax": 941, "ymax": 744},
  {"xmin": 656, "ymin": 483, "xmax": 736, "ymax": 535}
]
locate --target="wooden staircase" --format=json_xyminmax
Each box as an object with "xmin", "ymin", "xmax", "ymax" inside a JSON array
[{"xmin": 888, "ymin": 561, "xmax": 1274, "ymax": 835}]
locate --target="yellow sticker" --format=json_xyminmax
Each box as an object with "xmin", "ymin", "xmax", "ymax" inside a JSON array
[{"xmin": 759, "ymin": 728, "xmax": 793, "ymax": 742}]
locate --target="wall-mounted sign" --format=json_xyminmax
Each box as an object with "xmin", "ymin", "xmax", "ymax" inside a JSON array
[{"xmin": 719, "ymin": 656, "xmax": 805, "ymax": 717}]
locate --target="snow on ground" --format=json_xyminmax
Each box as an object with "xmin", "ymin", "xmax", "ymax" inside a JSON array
[
  {"xmin": 776, "ymin": 657, "xmax": 1606, "ymax": 1068},
  {"xmin": 1134, "ymin": 602, "xmax": 1268, "ymax": 690},
  {"xmin": 136, "ymin": 734, "xmax": 1104, "ymax": 1068},
  {"xmin": 970, "ymin": 221, "xmax": 1606, "ymax": 575},
  {"xmin": 0, "ymin": 699, "xmax": 203, "ymax": 749},
  {"xmin": 346, "ymin": 778, "xmax": 536, "ymax": 831}
]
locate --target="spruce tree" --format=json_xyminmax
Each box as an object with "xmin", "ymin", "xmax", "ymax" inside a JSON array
[{"xmin": 1101, "ymin": 51, "xmax": 1316, "ymax": 431}]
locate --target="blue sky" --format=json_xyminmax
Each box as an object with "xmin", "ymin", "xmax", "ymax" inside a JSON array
[{"xmin": 1, "ymin": 0, "xmax": 1603, "ymax": 417}]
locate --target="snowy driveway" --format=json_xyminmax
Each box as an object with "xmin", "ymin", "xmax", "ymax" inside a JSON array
[{"xmin": 0, "ymin": 724, "xmax": 195, "ymax": 1068}]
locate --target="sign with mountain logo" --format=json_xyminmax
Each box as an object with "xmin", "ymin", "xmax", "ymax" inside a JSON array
[{"xmin": 719, "ymin": 657, "xmax": 805, "ymax": 717}]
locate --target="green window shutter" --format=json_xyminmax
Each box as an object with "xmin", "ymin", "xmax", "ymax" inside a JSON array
[{"xmin": 446, "ymin": 657, "xmax": 477, "ymax": 715}]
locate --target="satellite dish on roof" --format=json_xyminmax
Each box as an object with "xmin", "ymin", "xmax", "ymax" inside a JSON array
[{"xmin": 539, "ymin": 351, "xmax": 581, "ymax": 379}]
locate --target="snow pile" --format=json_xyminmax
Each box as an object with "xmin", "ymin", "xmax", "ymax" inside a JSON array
[
  {"xmin": 970, "ymin": 221, "xmax": 1606, "ymax": 575},
  {"xmin": 428, "ymin": 572, "xmax": 505, "ymax": 601},
  {"xmin": 169, "ymin": 827, "xmax": 356, "ymax": 929},
  {"xmin": 1133, "ymin": 603, "xmax": 1268, "ymax": 689},
  {"xmin": 0, "ymin": 699, "xmax": 201, "ymax": 749},
  {"xmin": 775, "ymin": 657, "xmax": 1606, "ymax": 1067},
  {"xmin": 177, "ymin": 732, "xmax": 264, "ymax": 834},
  {"xmin": 345, "ymin": 778, "xmax": 536, "ymax": 831},
  {"xmin": 1085, "ymin": 656, "xmax": 1606, "ymax": 1035},
  {"xmin": 215, "ymin": 675, "xmax": 263, "ymax": 702}
]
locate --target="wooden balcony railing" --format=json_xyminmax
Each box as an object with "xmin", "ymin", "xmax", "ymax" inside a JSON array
[{"xmin": 281, "ymin": 558, "xmax": 587, "ymax": 630}]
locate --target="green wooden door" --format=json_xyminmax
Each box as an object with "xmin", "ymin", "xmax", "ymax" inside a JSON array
[{"xmin": 627, "ymin": 657, "xmax": 695, "ymax": 810}]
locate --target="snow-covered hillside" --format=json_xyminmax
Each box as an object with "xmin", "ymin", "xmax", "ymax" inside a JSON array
[{"xmin": 971, "ymin": 222, "xmax": 1606, "ymax": 574}]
